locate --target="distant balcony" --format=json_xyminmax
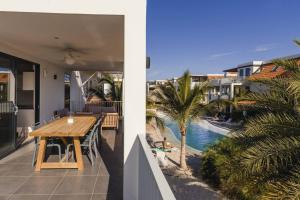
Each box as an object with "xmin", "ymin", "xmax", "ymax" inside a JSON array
[{"xmin": 209, "ymin": 94, "xmax": 230, "ymax": 102}]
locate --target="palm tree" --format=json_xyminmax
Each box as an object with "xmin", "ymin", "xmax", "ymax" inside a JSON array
[
  {"xmin": 89, "ymin": 74, "xmax": 122, "ymax": 101},
  {"xmin": 230, "ymin": 40, "xmax": 300, "ymax": 198},
  {"xmin": 152, "ymin": 71, "xmax": 208, "ymax": 169},
  {"xmin": 146, "ymin": 97, "xmax": 165, "ymax": 131}
]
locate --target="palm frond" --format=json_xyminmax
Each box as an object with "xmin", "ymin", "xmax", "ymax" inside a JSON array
[
  {"xmin": 88, "ymin": 87, "xmax": 106, "ymax": 100},
  {"xmin": 146, "ymin": 110, "xmax": 165, "ymax": 131},
  {"xmin": 273, "ymin": 59, "xmax": 300, "ymax": 74},
  {"xmin": 294, "ymin": 39, "xmax": 300, "ymax": 47},
  {"xmin": 263, "ymin": 168, "xmax": 300, "ymax": 200},
  {"xmin": 241, "ymin": 136, "xmax": 300, "ymax": 174},
  {"xmin": 238, "ymin": 113, "xmax": 300, "ymax": 139}
]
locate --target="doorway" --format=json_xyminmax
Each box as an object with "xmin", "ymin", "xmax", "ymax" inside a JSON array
[{"xmin": 0, "ymin": 52, "xmax": 40, "ymax": 157}]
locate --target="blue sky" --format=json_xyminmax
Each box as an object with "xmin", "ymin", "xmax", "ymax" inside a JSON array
[{"xmin": 146, "ymin": 0, "xmax": 300, "ymax": 80}]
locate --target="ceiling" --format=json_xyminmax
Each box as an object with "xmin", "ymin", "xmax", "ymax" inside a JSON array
[{"xmin": 0, "ymin": 12, "xmax": 124, "ymax": 71}]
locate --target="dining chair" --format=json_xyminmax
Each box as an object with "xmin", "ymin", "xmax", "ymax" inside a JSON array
[
  {"xmin": 66, "ymin": 120, "xmax": 100, "ymax": 166},
  {"xmin": 30, "ymin": 122, "xmax": 63, "ymax": 167}
]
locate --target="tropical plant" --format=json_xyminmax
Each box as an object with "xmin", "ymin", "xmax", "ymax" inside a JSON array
[
  {"xmin": 152, "ymin": 71, "xmax": 208, "ymax": 169},
  {"xmin": 89, "ymin": 74, "xmax": 122, "ymax": 101},
  {"xmin": 146, "ymin": 97, "xmax": 165, "ymax": 131},
  {"xmin": 201, "ymin": 40, "xmax": 300, "ymax": 199}
]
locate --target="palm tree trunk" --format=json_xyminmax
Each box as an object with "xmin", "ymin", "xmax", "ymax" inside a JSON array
[{"xmin": 180, "ymin": 129, "xmax": 187, "ymax": 169}]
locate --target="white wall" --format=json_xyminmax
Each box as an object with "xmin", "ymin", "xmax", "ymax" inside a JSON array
[
  {"xmin": 70, "ymin": 71, "xmax": 85, "ymax": 112},
  {"xmin": 39, "ymin": 64, "xmax": 65, "ymax": 122}
]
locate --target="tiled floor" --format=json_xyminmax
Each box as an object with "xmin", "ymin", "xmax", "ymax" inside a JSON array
[{"xmin": 0, "ymin": 128, "xmax": 123, "ymax": 200}]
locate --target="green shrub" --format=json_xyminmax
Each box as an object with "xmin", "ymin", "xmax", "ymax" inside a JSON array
[
  {"xmin": 201, "ymin": 150, "xmax": 220, "ymax": 188},
  {"xmin": 201, "ymin": 137, "xmax": 258, "ymax": 200}
]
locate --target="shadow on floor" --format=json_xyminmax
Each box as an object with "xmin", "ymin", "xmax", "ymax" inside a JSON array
[{"xmin": 98, "ymin": 122, "xmax": 124, "ymax": 200}]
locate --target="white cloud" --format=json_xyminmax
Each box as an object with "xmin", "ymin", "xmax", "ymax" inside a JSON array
[
  {"xmin": 209, "ymin": 51, "xmax": 236, "ymax": 60},
  {"xmin": 255, "ymin": 43, "xmax": 277, "ymax": 52}
]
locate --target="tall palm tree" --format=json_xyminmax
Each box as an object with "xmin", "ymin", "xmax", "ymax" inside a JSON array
[{"xmin": 152, "ymin": 71, "xmax": 207, "ymax": 169}]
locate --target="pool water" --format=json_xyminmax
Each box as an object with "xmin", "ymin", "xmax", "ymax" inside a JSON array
[{"xmin": 165, "ymin": 120, "xmax": 225, "ymax": 151}]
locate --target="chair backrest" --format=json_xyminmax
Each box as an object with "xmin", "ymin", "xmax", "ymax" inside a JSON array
[
  {"xmin": 28, "ymin": 122, "xmax": 41, "ymax": 133},
  {"xmin": 54, "ymin": 108, "xmax": 69, "ymax": 118}
]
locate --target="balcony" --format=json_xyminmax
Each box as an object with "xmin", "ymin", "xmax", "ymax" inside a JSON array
[{"xmin": 0, "ymin": 128, "xmax": 123, "ymax": 200}]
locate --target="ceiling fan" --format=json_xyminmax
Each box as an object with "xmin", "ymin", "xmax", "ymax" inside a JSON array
[{"xmin": 40, "ymin": 43, "xmax": 94, "ymax": 66}]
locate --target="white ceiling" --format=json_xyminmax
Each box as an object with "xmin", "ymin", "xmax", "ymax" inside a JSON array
[{"xmin": 0, "ymin": 12, "xmax": 124, "ymax": 71}]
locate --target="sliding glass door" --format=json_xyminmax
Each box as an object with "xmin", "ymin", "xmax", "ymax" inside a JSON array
[{"xmin": 0, "ymin": 56, "xmax": 16, "ymax": 158}]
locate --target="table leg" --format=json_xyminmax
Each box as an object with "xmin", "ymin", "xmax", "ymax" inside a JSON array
[
  {"xmin": 73, "ymin": 137, "xmax": 84, "ymax": 170},
  {"xmin": 35, "ymin": 136, "xmax": 47, "ymax": 171}
]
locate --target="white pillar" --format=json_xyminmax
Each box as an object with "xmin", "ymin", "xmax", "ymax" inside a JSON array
[{"xmin": 123, "ymin": 2, "xmax": 146, "ymax": 199}]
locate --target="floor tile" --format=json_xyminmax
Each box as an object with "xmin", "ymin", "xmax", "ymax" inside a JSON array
[
  {"xmin": 9, "ymin": 194, "xmax": 50, "ymax": 200},
  {"xmin": 0, "ymin": 128, "xmax": 124, "ymax": 199},
  {"xmin": 2, "ymin": 164, "xmax": 34, "ymax": 177},
  {"xmin": 32, "ymin": 169, "xmax": 67, "ymax": 177},
  {"xmin": 93, "ymin": 176, "xmax": 122, "ymax": 196},
  {"xmin": 14, "ymin": 176, "xmax": 62, "ymax": 195},
  {"xmin": 50, "ymin": 194, "xmax": 91, "ymax": 200},
  {"xmin": 91, "ymin": 194, "xmax": 122, "ymax": 200},
  {"xmin": 3, "ymin": 153, "xmax": 33, "ymax": 165},
  {"xmin": 54, "ymin": 176, "xmax": 97, "ymax": 194},
  {"xmin": 0, "ymin": 195, "xmax": 9, "ymax": 200},
  {"xmin": 66, "ymin": 158, "xmax": 100, "ymax": 176},
  {"xmin": 0, "ymin": 177, "xmax": 27, "ymax": 194}
]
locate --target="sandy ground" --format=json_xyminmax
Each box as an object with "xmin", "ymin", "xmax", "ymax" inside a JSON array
[{"xmin": 146, "ymin": 124, "xmax": 222, "ymax": 200}]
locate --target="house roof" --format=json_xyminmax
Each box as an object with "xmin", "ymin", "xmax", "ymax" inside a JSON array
[
  {"xmin": 223, "ymin": 61, "xmax": 263, "ymax": 72},
  {"xmin": 249, "ymin": 56, "xmax": 300, "ymax": 80},
  {"xmin": 223, "ymin": 67, "xmax": 238, "ymax": 72},
  {"xmin": 206, "ymin": 74, "xmax": 224, "ymax": 80},
  {"xmin": 248, "ymin": 64, "xmax": 286, "ymax": 80}
]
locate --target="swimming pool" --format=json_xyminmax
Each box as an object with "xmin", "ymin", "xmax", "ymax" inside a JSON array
[{"xmin": 164, "ymin": 119, "xmax": 225, "ymax": 151}]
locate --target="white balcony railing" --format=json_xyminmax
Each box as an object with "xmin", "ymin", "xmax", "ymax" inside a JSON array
[{"xmin": 137, "ymin": 134, "xmax": 176, "ymax": 200}]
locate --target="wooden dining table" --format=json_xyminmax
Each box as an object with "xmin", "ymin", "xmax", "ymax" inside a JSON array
[{"xmin": 30, "ymin": 116, "xmax": 97, "ymax": 171}]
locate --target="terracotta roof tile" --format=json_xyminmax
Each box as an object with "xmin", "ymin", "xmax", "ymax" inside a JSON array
[{"xmin": 248, "ymin": 59, "xmax": 300, "ymax": 80}]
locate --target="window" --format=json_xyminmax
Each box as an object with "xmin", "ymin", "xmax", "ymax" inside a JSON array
[
  {"xmin": 245, "ymin": 68, "xmax": 251, "ymax": 77},
  {"xmin": 271, "ymin": 65, "xmax": 279, "ymax": 72},
  {"xmin": 239, "ymin": 69, "xmax": 244, "ymax": 77}
]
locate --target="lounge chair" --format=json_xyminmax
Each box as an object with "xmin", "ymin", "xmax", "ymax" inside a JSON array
[
  {"xmin": 155, "ymin": 151, "xmax": 168, "ymax": 167},
  {"xmin": 153, "ymin": 137, "xmax": 174, "ymax": 152}
]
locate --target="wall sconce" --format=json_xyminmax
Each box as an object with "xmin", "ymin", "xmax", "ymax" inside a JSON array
[{"xmin": 43, "ymin": 68, "xmax": 47, "ymax": 78}]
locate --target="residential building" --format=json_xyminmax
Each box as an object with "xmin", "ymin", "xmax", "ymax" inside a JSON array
[
  {"xmin": 208, "ymin": 61, "xmax": 263, "ymax": 102},
  {"xmin": 247, "ymin": 54, "xmax": 300, "ymax": 94},
  {"xmin": 0, "ymin": 1, "xmax": 175, "ymax": 200}
]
